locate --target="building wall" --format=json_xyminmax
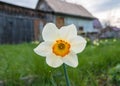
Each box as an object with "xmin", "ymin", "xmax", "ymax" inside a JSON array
[
  {"xmin": 0, "ymin": 2, "xmax": 46, "ymax": 43},
  {"xmin": 64, "ymin": 16, "xmax": 97, "ymax": 33},
  {"xmin": 54, "ymin": 15, "xmax": 98, "ymax": 34},
  {"xmin": 0, "ymin": 13, "xmax": 34, "ymax": 44}
]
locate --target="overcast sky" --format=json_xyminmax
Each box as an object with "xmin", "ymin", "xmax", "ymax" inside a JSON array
[
  {"xmin": 0, "ymin": 0, "xmax": 120, "ymax": 25},
  {"xmin": 67, "ymin": 0, "xmax": 120, "ymax": 20}
]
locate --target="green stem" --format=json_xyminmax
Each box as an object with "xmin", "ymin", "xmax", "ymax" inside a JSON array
[{"xmin": 63, "ymin": 63, "xmax": 71, "ymax": 86}]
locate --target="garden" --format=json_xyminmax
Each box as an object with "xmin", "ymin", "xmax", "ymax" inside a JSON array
[{"xmin": 0, "ymin": 39, "xmax": 120, "ymax": 86}]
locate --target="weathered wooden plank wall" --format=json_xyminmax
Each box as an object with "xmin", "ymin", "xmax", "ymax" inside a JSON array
[
  {"xmin": 0, "ymin": 13, "xmax": 34, "ymax": 44},
  {"xmin": 0, "ymin": 1, "xmax": 47, "ymax": 44}
]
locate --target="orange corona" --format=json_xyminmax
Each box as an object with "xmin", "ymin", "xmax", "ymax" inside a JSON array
[{"xmin": 52, "ymin": 40, "xmax": 71, "ymax": 57}]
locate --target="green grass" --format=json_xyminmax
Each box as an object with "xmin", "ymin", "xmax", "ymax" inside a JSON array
[{"xmin": 0, "ymin": 39, "xmax": 120, "ymax": 86}]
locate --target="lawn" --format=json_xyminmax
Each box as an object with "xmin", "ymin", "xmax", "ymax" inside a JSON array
[{"xmin": 0, "ymin": 39, "xmax": 120, "ymax": 86}]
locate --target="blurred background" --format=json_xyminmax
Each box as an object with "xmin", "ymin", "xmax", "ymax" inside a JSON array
[{"xmin": 0, "ymin": 0, "xmax": 120, "ymax": 86}]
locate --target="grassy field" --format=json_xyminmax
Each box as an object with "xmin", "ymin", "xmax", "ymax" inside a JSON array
[{"xmin": 0, "ymin": 39, "xmax": 120, "ymax": 86}]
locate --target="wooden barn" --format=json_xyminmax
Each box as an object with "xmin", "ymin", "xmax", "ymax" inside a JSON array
[
  {"xmin": 0, "ymin": 1, "xmax": 46, "ymax": 44},
  {"xmin": 0, "ymin": 0, "xmax": 97, "ymax": 44}
]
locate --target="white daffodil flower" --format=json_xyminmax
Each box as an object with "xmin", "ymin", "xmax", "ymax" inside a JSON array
[{"xmin": 34, "ymin": 23, "xmax": 87, "ymax": 68}]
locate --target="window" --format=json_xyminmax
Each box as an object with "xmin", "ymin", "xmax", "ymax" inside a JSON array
[
  {"xmin": 78, "ymin": 26, "xmax": 84, "ymax": 35},
  {"xmin": 79, "ymin": 26, "xmax": 84, "ymax": 31}
]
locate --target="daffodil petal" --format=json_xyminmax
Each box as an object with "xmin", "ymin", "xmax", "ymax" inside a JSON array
[
  {"xmin": 34, "ymin": 42, "xmax": 52, "ymax": 57},
  {"xmin": 59, "ymin": 24, "xmax": 77, "ymax": 40},
  {"xmin": 70, "ymin": 36, "xmax": 87, "ymax": 54},
  {"xmin": 46, "ymin": 54, "xmax": 63, "ymax": 68},
  {"xmin": 63, "ymin": 52, "xmax": 78, "ymax": 67},
  {"xmin": 42, "ymin": 23, "xmax": 59, "ymax": 41}
]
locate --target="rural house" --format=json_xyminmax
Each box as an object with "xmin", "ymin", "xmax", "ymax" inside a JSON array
[
  {"xmin": 99, "ymin": 26, "xmax": 120, "ymax": 39},
  {"xmin": 36, "ymin": 0, "xmax": 97, "ymax": 34},
  {"xmin": 0, "ymin": 0, "xmax": 97, "ymax": 44}
]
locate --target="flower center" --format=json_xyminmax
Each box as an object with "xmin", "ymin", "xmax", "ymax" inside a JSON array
[
  {"xmin": 58, "ymin": 43, "xmax": 65, "ymax": 49},
  {"xmin": 52, "ymin": 40, "xmax": 70, "ymax": 57}
]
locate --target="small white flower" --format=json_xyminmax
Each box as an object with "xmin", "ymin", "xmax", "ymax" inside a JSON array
[{"xmin": 34, "ymin": 23, "xmax": 87, "ymax": 68}]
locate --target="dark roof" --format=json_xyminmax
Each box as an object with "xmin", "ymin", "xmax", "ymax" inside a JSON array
[{"xmin": 41, "ymin": 0, "xmax": 95, "ymax": 19}]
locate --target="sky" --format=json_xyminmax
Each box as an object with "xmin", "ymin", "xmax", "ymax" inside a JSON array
[
  {"xmin": 66, "ymin": 0, "xmax": 120, "ymax": 24},
  {"xmin": 0, "ymin": 0, "xmax": 120, "ymax": 27}
]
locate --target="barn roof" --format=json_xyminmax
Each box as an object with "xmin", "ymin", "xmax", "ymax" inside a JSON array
[
  {"xmin": 36, "ymin": 0, "xmax": 95, "ymax": 19},
  {"xmin": 0, "ymin": 0, "xmax": 95, "ymax": 19}
]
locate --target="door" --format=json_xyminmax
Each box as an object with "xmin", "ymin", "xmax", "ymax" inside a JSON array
[{"xmin": 56, "ymin": 16, "xmax": 64, "ymax": 28}]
